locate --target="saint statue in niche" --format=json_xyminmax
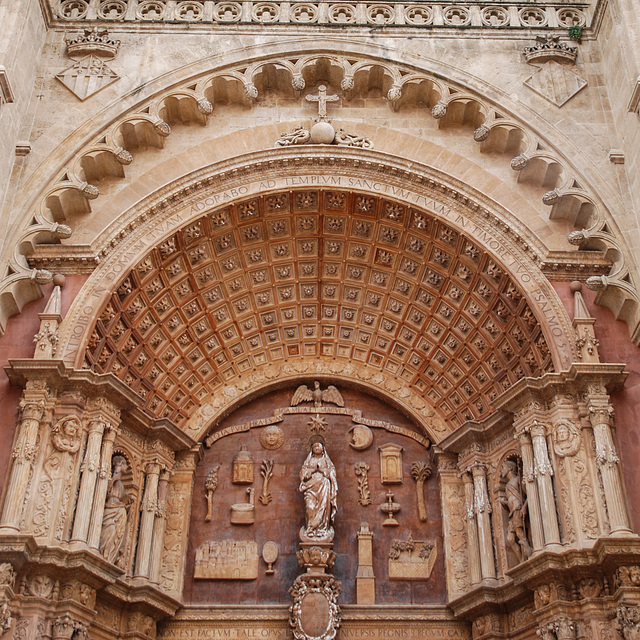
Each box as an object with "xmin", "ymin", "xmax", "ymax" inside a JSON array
[
  {"xmin": 299, "ymin": 436, "xmax": 338, "ymax": 542},
  {"xmin": 500, "ymin": 459, "xmax": 532, "ymax": 564},
  {"xmin": 100, "ymin": 455, "xmax": 131, "ymax": 565}
]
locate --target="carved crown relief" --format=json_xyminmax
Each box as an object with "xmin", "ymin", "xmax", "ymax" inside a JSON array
[{"xmin": 82, "ymin": 190, "xmax": 553, "ymax": 431}]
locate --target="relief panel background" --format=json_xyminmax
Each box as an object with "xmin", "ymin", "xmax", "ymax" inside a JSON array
[{"xmin": 184, "ymin": 386, "xmax": 444, "ymax": 605}]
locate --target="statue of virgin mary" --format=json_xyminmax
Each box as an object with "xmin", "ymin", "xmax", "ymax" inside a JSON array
[{"xmin": 299, "ymin": 436, "xmax": 338, "ymax": 542}]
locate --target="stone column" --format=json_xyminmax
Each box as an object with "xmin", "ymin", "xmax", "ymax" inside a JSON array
[
  {"xmin": 355, "ymin": 522, "xmax": 375, "ymax": 604},
  {"xmin": 87, "ymin": 424, "xmax": 119, "ymax": 549},
  {"xmin": 471, "ymin": 464, "xmax": 496, "ymax": 579},
  {"xmin": 149, "ymin": 469, "xmax": 171, "ymax": 583},
  {"xmin": 462, "ymin": 471, "xmax": 482, "ymax": 584},
  {"xmin": 135, "ymin": 462, "xmax": 161, "ymax": 578},
  {"xmin": 0, "ymin": 385, "xmax": 47, "ymax": 531},
  {"xmin": 71, "ymin": 418, "xmax": 106, "ymax": 543},
  {"xmin": 588, "ymin": 402, "xmax": 632, "ymax": 534},
  {"xmin": 528, "ymin": 420, "xmax": 560, "ymax": 545},
  {"xmin": 517, "ymin": 431, "xmax": 545, "ymax": 551}
]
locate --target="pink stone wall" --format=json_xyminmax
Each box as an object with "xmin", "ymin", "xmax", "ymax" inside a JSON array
[
  {"xmin": 0, "ymin": 275, "xmax": 88, "ymax": 499},
  {"xmin": 553, "ymin": 282, "xmax": 640, "ymax": 533}
]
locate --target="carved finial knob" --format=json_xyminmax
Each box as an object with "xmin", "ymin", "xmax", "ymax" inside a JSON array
[
  {"xmin": 52, "ymin": 274, "xmax": 66, "ymax": 288},
  {"xmin": 341, "ymin": 76, "xmax": 354, "ymax": 92},
  {"xmin": 197, "ymin": 98, "xmax": 213, "ymax": 115},
  {"xmin": 586, "ymin": 275, "xmax": 607, "ymax": 291},
  {"xmin": 567, "ymin": 230, "xmax": 586, "ymax": 246},
  {"xmin": 154, "ymin": 120, "xmax": 171, "ymax": 137},
  {"xmin": 244, "ymin": 83, "xmax": 258, "ymax": 100},
  {"xmin": 542, "ymin": 190, "xmax": 560, "ymax": 205},
  {"xmin": 81, "ymin": 183, "xmax": 100, "ymax": 199},
  {"xmin": 31, "ymin": 269, "xmax": 53, "ymax": 285},
  {"xmin": 510, "ymin": 154, "xmax": 528, "ymax": 171},
  {"xmin": 473, "ymin": 125, "xmax": 490, "ymax": 142},
  {"xmin": 114, "ymin": 148, "xmax": 133, "ymax": 164},
  {"xmin": 291, "ymin": 75, "xmax": 306, "ymax": 91},
  {"xmin": 53, "ymin": 224, "xmax": 73, "ymax": 239},
  {"xmin": 431, "ymin": 102, "xmax": 447, "ymax": 119},
  {"xmin": 570, "ymin": 281, "xmax": 582, "ymax": 294},
  {"xmin": 387, "ymin": 86, "xmax": 402, "ymax": 102}
]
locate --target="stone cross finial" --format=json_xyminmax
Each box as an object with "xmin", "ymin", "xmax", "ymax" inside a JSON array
[{"xmin": 305, "ymin": 85, "xmax": 339, "ymax": 120}]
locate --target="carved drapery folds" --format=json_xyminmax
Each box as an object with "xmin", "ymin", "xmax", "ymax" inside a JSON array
[
  {"xmin": 499, "ymin": 459, "xmax": 532, "ymax": 565},
  {"xmin": 32, "ymin": 414, "xmax": 82, "ymax": 541},
  {"xmin": 99, "ymin": 454, "xmax": 131, "ymax": 566}
]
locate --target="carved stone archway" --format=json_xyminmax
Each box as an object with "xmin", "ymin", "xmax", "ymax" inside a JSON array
[
  {"xmin": 0, "ymin": 152, "xmax": 637, "ymax": 640},
  {"xmin": 3, "ymin": 43, "xmax": 638, "ymax": 342},
  {"xmin": 52, "ymin": 153, "xmax": 577, "ymax": 441}
]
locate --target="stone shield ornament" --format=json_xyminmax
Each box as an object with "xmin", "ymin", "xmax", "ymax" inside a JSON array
[{"xmin": 289, "ymin": 574, "xmax": 341, "ymax": 640}]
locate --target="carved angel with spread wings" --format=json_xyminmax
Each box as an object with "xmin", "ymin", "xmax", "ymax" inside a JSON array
[{"xmin": 291, "ymin": 381, "xmax": 344, "ymax": 408}]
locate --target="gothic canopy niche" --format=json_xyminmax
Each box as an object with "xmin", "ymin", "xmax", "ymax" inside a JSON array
[{"xmin": 77, "ymin": 188, "xmax": 557, "ymax": 441}]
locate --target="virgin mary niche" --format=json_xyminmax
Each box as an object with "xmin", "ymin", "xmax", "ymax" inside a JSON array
[{"xmin": 299, "ymin": 436, "xmax": 338, "ymax": 542}]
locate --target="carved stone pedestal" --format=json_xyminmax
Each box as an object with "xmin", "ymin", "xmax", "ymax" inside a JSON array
[{"xmin": 290, "ymin": 544, "xmax": 341, "ymax": 640}]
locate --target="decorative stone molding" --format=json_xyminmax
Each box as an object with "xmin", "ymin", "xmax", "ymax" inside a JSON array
[
  {"xmin": 290, "ymin": 574, "xmax": 341, "ymax": 640},
  {"xmin": 75, "ymin": 187, "xmax": 556, "ymax": 433},
  {"xmin": 33, "ymin": 277, "xmax": 65, "ymax": 359},
  {"xmin": 275, "ymin": 125, "xmax": 373, "ymax": 148},
  {"xmin": 523, "ymin": 60, "xmax": 587, "ymax": 107},
  {"xmin": 0, "ymin": 66, "xmax": 15, "ymax": 105},
  {"xmin": 7, "ymin": 48, "xmax": 637, "ymax": 342},
  {"xmin": 50, "ymin": 0, "xmax": 589, "ymax": 31},
  {"xmin": 56, "ymin": 55, "xmax": 119, "ymax": 100},
  {"xmin": 537, "ymin": 619, "xmax": 576, "ymax": 640}
]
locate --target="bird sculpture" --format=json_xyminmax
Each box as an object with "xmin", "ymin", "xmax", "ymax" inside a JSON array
[{"xmin": 291, "ymin": 381, "xmax": 344, "ymax": 408}]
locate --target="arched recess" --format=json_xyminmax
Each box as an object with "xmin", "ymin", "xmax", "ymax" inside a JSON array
[
  {"xmin": 4, "ymin": 41, "xmax": 639, "ymax": 342},
  {"xmin": 53, "ymin": 151, "xmax": 576, "ymax": 440}
]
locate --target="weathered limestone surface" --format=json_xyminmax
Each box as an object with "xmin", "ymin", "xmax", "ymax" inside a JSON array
[{"xmin": 0, "ymin": 2, "xmax": 639, "ymax": 640}]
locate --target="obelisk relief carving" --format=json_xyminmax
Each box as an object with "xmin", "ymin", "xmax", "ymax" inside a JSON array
[{"xmin": 290, "ymin": 434, "xmax": 341, "ymax": 640}]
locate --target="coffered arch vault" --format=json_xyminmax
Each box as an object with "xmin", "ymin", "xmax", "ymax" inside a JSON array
[
  {"xmin": 53, "ymin": 145, "xmax": 577, "ymax": 443},
  {"xmin": 4, "ymin": 40, "xmax": 639, "ymax": 344}
]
